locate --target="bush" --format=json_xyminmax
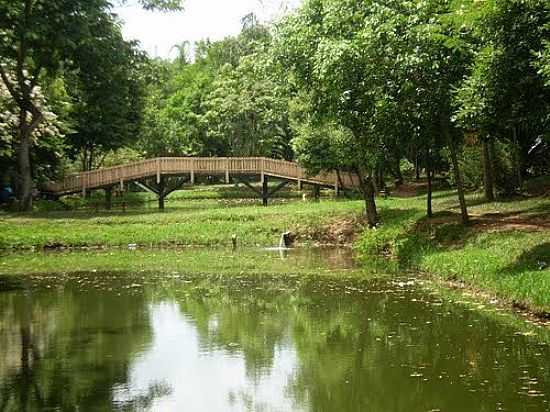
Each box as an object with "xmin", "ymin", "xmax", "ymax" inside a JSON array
[{"xmin": 400, "ymin": 158, "xmax": 416, "ymax": 178}]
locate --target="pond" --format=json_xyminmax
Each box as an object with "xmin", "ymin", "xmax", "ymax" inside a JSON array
[{"xmin": 0, "ymin": 248, "xmax": 549, "ymax": 411}]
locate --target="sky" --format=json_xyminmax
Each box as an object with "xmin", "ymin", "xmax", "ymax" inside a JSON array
[{"xmin": 114, "ymin": 0, "xmax": 302, "ymax": 59}]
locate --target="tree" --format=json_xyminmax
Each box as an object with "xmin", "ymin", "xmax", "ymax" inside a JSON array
[
  {"xmin": 66, "ymin": 14, "xmax": 147, "ymax": 171},
  {"xmin": 138, "ymin": 60, "xmax": 214, "ymax": 157},
  {"xmin": 275, "ymin": 0, "xmax": 387, "ymax": 226},
  {"xmin": 203, "ymin": 54, "xmax": 293, "ymax": 159},
  {"xmin": 135, "ymin": 0, "xmax": 184, "ymax": 11},
  {"xmin": 0, "ymin": 0, "xmax": 183, "ymax": 210},
  {"xmin": 455, "ymin": 0, "xmax": 550, "ymax": 195},
  {"xmin": 276, "ymin": 0, "xmax": 472, "ymax": 225},
  {"xmin": 138, "ymin": 15, "xmax": 291, "ymax": 159},
  {"xmin": 0, "ymin": 71, "xmax": 65, "ymax": 187}
]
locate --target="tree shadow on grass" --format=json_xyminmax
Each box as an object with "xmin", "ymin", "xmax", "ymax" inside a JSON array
[
  {"xmin": 393, "ymin": 210, "xmax": 477, "ymax": 269},
  {"xmin": 502, "ymin": 243, "xmax": 550, "ymax": 275},
  {"xmin": 378, "ymin": 207, "xmax": 422, "ymax": 225}
]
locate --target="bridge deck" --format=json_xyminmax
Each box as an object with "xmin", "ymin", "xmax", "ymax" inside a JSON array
[{"xmin": 45, "ymin": 157, "xmax": 360, "ymax": 195}]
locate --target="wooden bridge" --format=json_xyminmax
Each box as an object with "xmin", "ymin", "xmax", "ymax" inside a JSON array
[{"xmin": 44, "ymin": 157, "xmax": 360, "ymax": 209}]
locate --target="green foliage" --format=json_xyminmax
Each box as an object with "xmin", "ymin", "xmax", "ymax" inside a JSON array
[
  {"xmin": 66, "ymin": 12, "xmax": 147, "ymax": 171},
  {"xmin": 537, "ymin": 41, "xmax": 550, "ymax": 85},
  {"xmin": 138, "ymin": 60, "xmax": 211, "ymax": 157},
  {"xmin": 453, "ymin": 0, "xmax": 550, "ymax": 180},
  {"xmin": 138, "ymin": 16, "xmax": 293, "ymax": 159},
  {"xmin": 134, "ymin": 0, "xmax": 184, "ymax": 11},
  {"xmin": 204, "ymin": 54, "xmax": 293, "ymax": 158}
]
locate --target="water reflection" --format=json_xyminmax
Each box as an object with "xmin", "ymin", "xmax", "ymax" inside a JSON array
[
  {"xmin": 114, "ymin": 302, "xmax": 302, "ymax": 411},
  {"xmin": 0, "ymin": 283, "xmax": 153, "ymax": 411},
  {"xmin": 0, "ymin": 252, "xmax": 549, "ymax": 411}
]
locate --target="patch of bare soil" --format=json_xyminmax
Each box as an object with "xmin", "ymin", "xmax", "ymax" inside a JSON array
[
  {"xmin": 389, "ymin": 178, "xmax": 449, "ymax": 198},
  {"xmin": 391, "ymin": 182, "xmax": 426, "ymax": 198},
  {"xmin": 471, "ymin": 212, "xmax": 550, "ymax": 233},
  {"xmin": 298, "ymin": 215, "xmax": 367, "ymax": 245},
  {"xmin": 417, "ymin": 211, "xmax": 550, "ymax": 234}
]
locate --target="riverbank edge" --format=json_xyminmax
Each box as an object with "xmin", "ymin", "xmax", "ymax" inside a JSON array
[{"xmin": 355, "ymin": 212, "xmax": 550, "ymax": 322}]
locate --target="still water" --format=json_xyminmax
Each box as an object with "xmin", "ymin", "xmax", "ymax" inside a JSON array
[{"xmin": 0, "ymin": 248, "xmax": 549, "ymax": 411}]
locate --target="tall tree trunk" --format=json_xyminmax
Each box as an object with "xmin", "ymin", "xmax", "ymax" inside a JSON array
[
  {"xmin": 426, "ymin": 149, "xmax": 433, "ymax": 218},
  {"xmin": 16, "ymin": 112, "xmax": 33, "ymax": 212},
  {"xmin": 442, "ymin": 117, "xmax": 469, "ymax": 224},
  {"xmin": 415, "ymin": 149, "xmax": 421, "ymax": 181},
  {"xmin": 357, "ymin": 167, "xmax": 378, "ymax": 228},
  {"xmin": 482, "ymin": 137, "xmax": 495, "ymax": 202},
  {"xmin": 371, "ymin": 167, "xmax": 378, "ymax": 193},
  {"xmin": 391, "ymin": 159, "xmax": 404, "ymax": 187},
  {"xmin": 512, "ymin": 126, "xmax": 523, "ymax": 190},
  {"xmin": 377, "ymin": 165, "xmax": 386, "ymax": 191}
]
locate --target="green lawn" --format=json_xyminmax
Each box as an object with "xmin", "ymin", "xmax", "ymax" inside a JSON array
[{"xmin": 0, "ymin": 193, "xmax": 363, "ymax": 249}]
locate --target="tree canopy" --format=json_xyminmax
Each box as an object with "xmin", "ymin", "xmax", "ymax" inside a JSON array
[{"xmin": 1, "ymin": 0, "xmax": 549, "ymax": 221}]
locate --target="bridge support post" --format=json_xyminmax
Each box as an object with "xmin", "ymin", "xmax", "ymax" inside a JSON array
[
  {"xmin": 158, "ymin": 176, "xmax": 166, "ymax": 211},
  {"xmin": 262, "ymin": 175, "xmax": 269, "ymax": 206},
  {"xmin": 313, "ymin": 185, "xmax": 320, "ymax": 202},
  {"xmin": 298, "ymin": 180, "xmax": 303, "ymax": 191},
  {"xmin": 105, "ymin": 186, "xmax": 113, "ymax": 210}
]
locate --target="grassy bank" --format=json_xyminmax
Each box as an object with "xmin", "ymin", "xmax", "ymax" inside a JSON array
[
  {"xmin": 357, "ymin": 191, "xmax": 550, "ymax": 314},
  {"xmin": 0, "ymin": 187, "xmax": 362, "ymax": 250},
  {"xmin": 1, "ymin": 185, "xmax": 549, "ymax": 314}
]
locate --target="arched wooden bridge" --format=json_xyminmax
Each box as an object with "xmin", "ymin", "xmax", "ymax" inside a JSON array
[{"xmin": 44, "ymin": 157, "xmax": 360, "ymax": 209}]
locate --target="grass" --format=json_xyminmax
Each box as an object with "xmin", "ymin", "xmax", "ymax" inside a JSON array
[
  {"xmin": 0, "ymin": 247, "xmax": 392, "ymax": 280},
  {"xmin": 1, "ymin": 183, "xmax": 549, "ymax": 314},
  {"xmin": 357, "ymin": 190, "xmax": 550, "ymax": 313},
  {"xmin": 0, "ymin": 187, "xmax": 362, "ymax": 249}
]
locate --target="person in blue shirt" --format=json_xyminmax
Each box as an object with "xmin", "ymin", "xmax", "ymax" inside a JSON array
[{"xmin": 0, "ymin": 185, "xmax": 14, "ymax": 203}]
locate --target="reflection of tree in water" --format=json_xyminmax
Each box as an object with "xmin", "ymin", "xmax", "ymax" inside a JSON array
[
  {"xmin": 175, "ymin": 277, "xmax": 306, "ymax": 382},
  {"xmin": 0, "ymin": 279, "xmax": 154, "ymax": 412},
  {"xmin": 174, "ymin": 277, "xmax": 550, "ymax": 412},
  {"xmin": 114, "ymin": 381, "xmax": 173, "ymax": 412},
  {"xmin": 287, "ymin": 288, "xmax": 550, "ymax": 412}
]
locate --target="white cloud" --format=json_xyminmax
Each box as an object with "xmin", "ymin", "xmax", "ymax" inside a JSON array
[{"xmin": 114, "ymin": 0, "xmax": 302, "ymax": 59}]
